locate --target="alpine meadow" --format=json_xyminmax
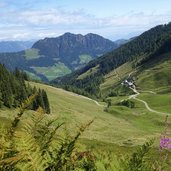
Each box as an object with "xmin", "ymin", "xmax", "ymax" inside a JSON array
[{"xmin": 1, "ymin": 0, "xmax": 171, "ymax": 170}]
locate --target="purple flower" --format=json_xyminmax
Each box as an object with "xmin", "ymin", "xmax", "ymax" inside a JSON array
[
  {"xmin": 160, "ymin": 136, "xmax": 171, "ymax": 149},
  {"xmin": 167, "ymin": 144, "xmax": 171, "ymax": 149}
]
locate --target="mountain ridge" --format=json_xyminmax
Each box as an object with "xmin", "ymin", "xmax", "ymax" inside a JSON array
[
  {"xmin": 32, "ymin": 32, "xmax": 117, "ymax": 68},
  {"xmin": 0, "ymin": 33, "xmax": 118, "ymax": 81},
  {"xmin": 0, "ymin": 41, "xmax": 34, "ymax": 53}
]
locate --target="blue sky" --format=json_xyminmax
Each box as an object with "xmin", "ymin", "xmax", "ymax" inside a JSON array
[{"xmin": 0, "ymin": 0, "xmax": 171, "ymax": 41}]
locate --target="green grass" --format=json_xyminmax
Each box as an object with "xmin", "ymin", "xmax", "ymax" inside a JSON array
[
  {"xmin": 31, "ymin": 62, "xmax": 71, "ymax": 81},
  {"xmin": 25, "ymin": 70, "xmax": 42, "ymax": 81},
  {"xmin": 137, "ymin": 54, "xmax": 171, "ymax": 91},
  {"xmin": 28, "ymin": 82, "xmax": 171, "ymax": 147},
  {"xmin": 99, "ymin": 53, "xmax": 171, "ymax": 96},
  {"xmin": 30, "ymin": 82, "xmax": 139, "ymax": 145},
  {"xmin": 1, "ymin": 81, "xmax": 171, "ymax": 150},
  {"xmin": 139, "ymin": 93, "xmax": 171, "ymax": 113},
  {"xmin": 107, "ymin": 96, "xmax": 166, "ymax": 131},
  {"xmin": 77, "ymin": 65, "xmax": 99, "ymax": 80},
  {"xmin": 100, "ymin": 62, "xmax": 133, "ymax": 93},
  {"xmin": 79, "ymin": 54, "xmax": 92, "ymax": 64},
  {"xmin": 25, "ymin": 48, "xmax": 41, "ymax": 60}
]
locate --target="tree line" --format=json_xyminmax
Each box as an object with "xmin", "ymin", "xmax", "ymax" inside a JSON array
[{"xmin": 0, "ymin": 64, "xmax": 50, "ymax": 113}]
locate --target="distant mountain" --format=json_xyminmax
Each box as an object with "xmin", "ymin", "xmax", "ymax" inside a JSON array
[
  {"xmin": 0, "ymin": 33, "xmax": 117, "ymax": 81},
  {"xmin": 114, "ymin": 37, "xmax": 137, "ymax": 46},
  {"xmin": 0, "ymin": 41, "xmax": 34, "ymax": 53},
  {"xmin": 32, "ymin": 33, "xmax": 117, "ymax": 69},
  {"xmin": 114, "ymin": 39, "xmax": 129, "ymax": 46},
  {"xmin": 53, "ymin": 23, "xmax": 171, "ymax": 98}
]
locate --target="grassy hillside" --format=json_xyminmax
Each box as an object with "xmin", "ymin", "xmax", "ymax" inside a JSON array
[
  {"xmin": 1, "ymin": 81, "xmax": 171, "ymax": 170},
  {"xmin": 136, "ymin": 52, "xmax": 171, "ymax": 91},
  {"xmin": 1, "ymin": 82, "xmax": 170, "ymax": 149},
  {"xmin": 100, "ymin": 62, "xmax": 133, "ymax": 94},
  {"xmin": 36, "ymin": 82, "xmax": 171, "ymax": 147},
  {"xmin": 24, "ymin": 48, "xmax": 40, "ymax": 60},
  {"xmin": 31, "ymin": 62, "xmax": 71, "ymax": 81},
  {"xmin": 98, "ymin": 51, "xmax": 171, "ymax": 96}
]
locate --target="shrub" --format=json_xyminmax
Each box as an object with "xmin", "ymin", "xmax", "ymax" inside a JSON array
[{"xmin": 118, "ymin": 99, "xmax": 135, "ymax": 108}]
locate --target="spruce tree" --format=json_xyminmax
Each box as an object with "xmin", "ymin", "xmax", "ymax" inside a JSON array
[
  {"xmin": 42, "ymin": 90, "xmax": 50, "ymax": 114},
  {"xmin": 0, "ymin": 64, "xmax": 50, "ymax": 113},
  {"xmin": 37, "ymin": 89, "xmax": 45, "ymax": 111}
]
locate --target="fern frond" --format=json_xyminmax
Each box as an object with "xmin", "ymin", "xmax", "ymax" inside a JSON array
[
  {"xmin": 40, "ymin": 122, "xmax": 64, "ymax": 151},
  {"xmin": 0, "ymin": 152, "xmax": 23, "ymax": 166},
  {"xmin": 19, "ymin": 93, "xmax": 38, "ymax": 116},
  {"xmin": 1, "ymin": 102, "xmax": 93, "ymax": 171},
  {"xmin": 45, "ymin": 120, "xmax": 94, "ymax": 170},
  {"xmin": 119, "ymin": 139, "xmax": 154, "ymax": 171},
  {"xmin": 15, "ymin": 124, "xmax": 47, "ymax": 170},
  {"xmin": 0, "ymin": 125, "xmax": 8, "ymax": 157},
  {"xmin": 9, "ymin": 93, "xmax": 38, "ymax": 136}
]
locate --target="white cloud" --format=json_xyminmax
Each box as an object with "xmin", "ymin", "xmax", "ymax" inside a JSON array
[{"xmin": 0, "ymin": 8, "xmax": 171, "ymax": 40}]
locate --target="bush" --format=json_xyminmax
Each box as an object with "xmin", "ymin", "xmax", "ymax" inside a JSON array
[{"xmin": 118, "ymin": 99, "xmax": 135, "ymax": 108}]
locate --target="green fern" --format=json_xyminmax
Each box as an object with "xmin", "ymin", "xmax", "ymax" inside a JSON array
[
  {"xmin": 10, "ymin": 93, "xmax": 38, "ymax": 136},
  {"xmin": 0, "ymin": 94, "xmax": 93, "ymax": 171},
  {"xmin": 119, "ymin": 139, "xmax": 154, "ymax": 171},
  {"xmin": 15, "ymin": 132, "xmax": 46, "ymax": 171}
]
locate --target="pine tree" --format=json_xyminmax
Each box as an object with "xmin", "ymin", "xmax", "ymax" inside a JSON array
[
  {"xmin": 0, "ymin": 64, "xmax": 50, "ymax": 113},
  {"xmin": 37, "ymin": 89, "xmax": 45, "ymax": 111},
  {"xmin": 42, "ymin": 90, "xmax": 50, "ymax": 114}
]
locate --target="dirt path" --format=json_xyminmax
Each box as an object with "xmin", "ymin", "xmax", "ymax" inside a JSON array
[
  {"xmin": 119, "ymin": 70, "xmax": 169, "ymax": 115},
  {"xmin": 129, "ymin": 86, "xmax": 170, "ymax": 115},
  {"xmin": 47, "ymin": 85, "xmax": 104, "ymax": 107}
]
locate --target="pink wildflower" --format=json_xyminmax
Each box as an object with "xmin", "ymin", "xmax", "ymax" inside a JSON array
[{"xmin": 160, "ymin": 136, "xmax": 171, "ymax": 149}]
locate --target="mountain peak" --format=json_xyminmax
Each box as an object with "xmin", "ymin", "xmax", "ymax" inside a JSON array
[
  {"xmin": 0, "ymin": 33, "xmax": 118, "ymax": 81},
  {"xmin": 85, "ymin": 33, "xmax": 103, "ymax": 37},
  {"xmin": 62, "ymin": 32, "xmax": 78, "ymax": 37}
]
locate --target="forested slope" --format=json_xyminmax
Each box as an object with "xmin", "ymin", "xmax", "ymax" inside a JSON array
[
  {"xmin": 53, "ymin": 23, "xmax": 171, "ymax": 97},
  {"xmin": 0, "ymin": 64, "xmax": 50, "ymax": 113}
]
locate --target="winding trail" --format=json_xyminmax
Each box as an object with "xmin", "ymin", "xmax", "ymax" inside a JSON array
[
  {"xmin": 119, "ymin": 70, "xmax": 170, "ymax": 115},
  {"xmin": 128, "ymin": 83, "xmax": 170, "ymax": 115}
]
